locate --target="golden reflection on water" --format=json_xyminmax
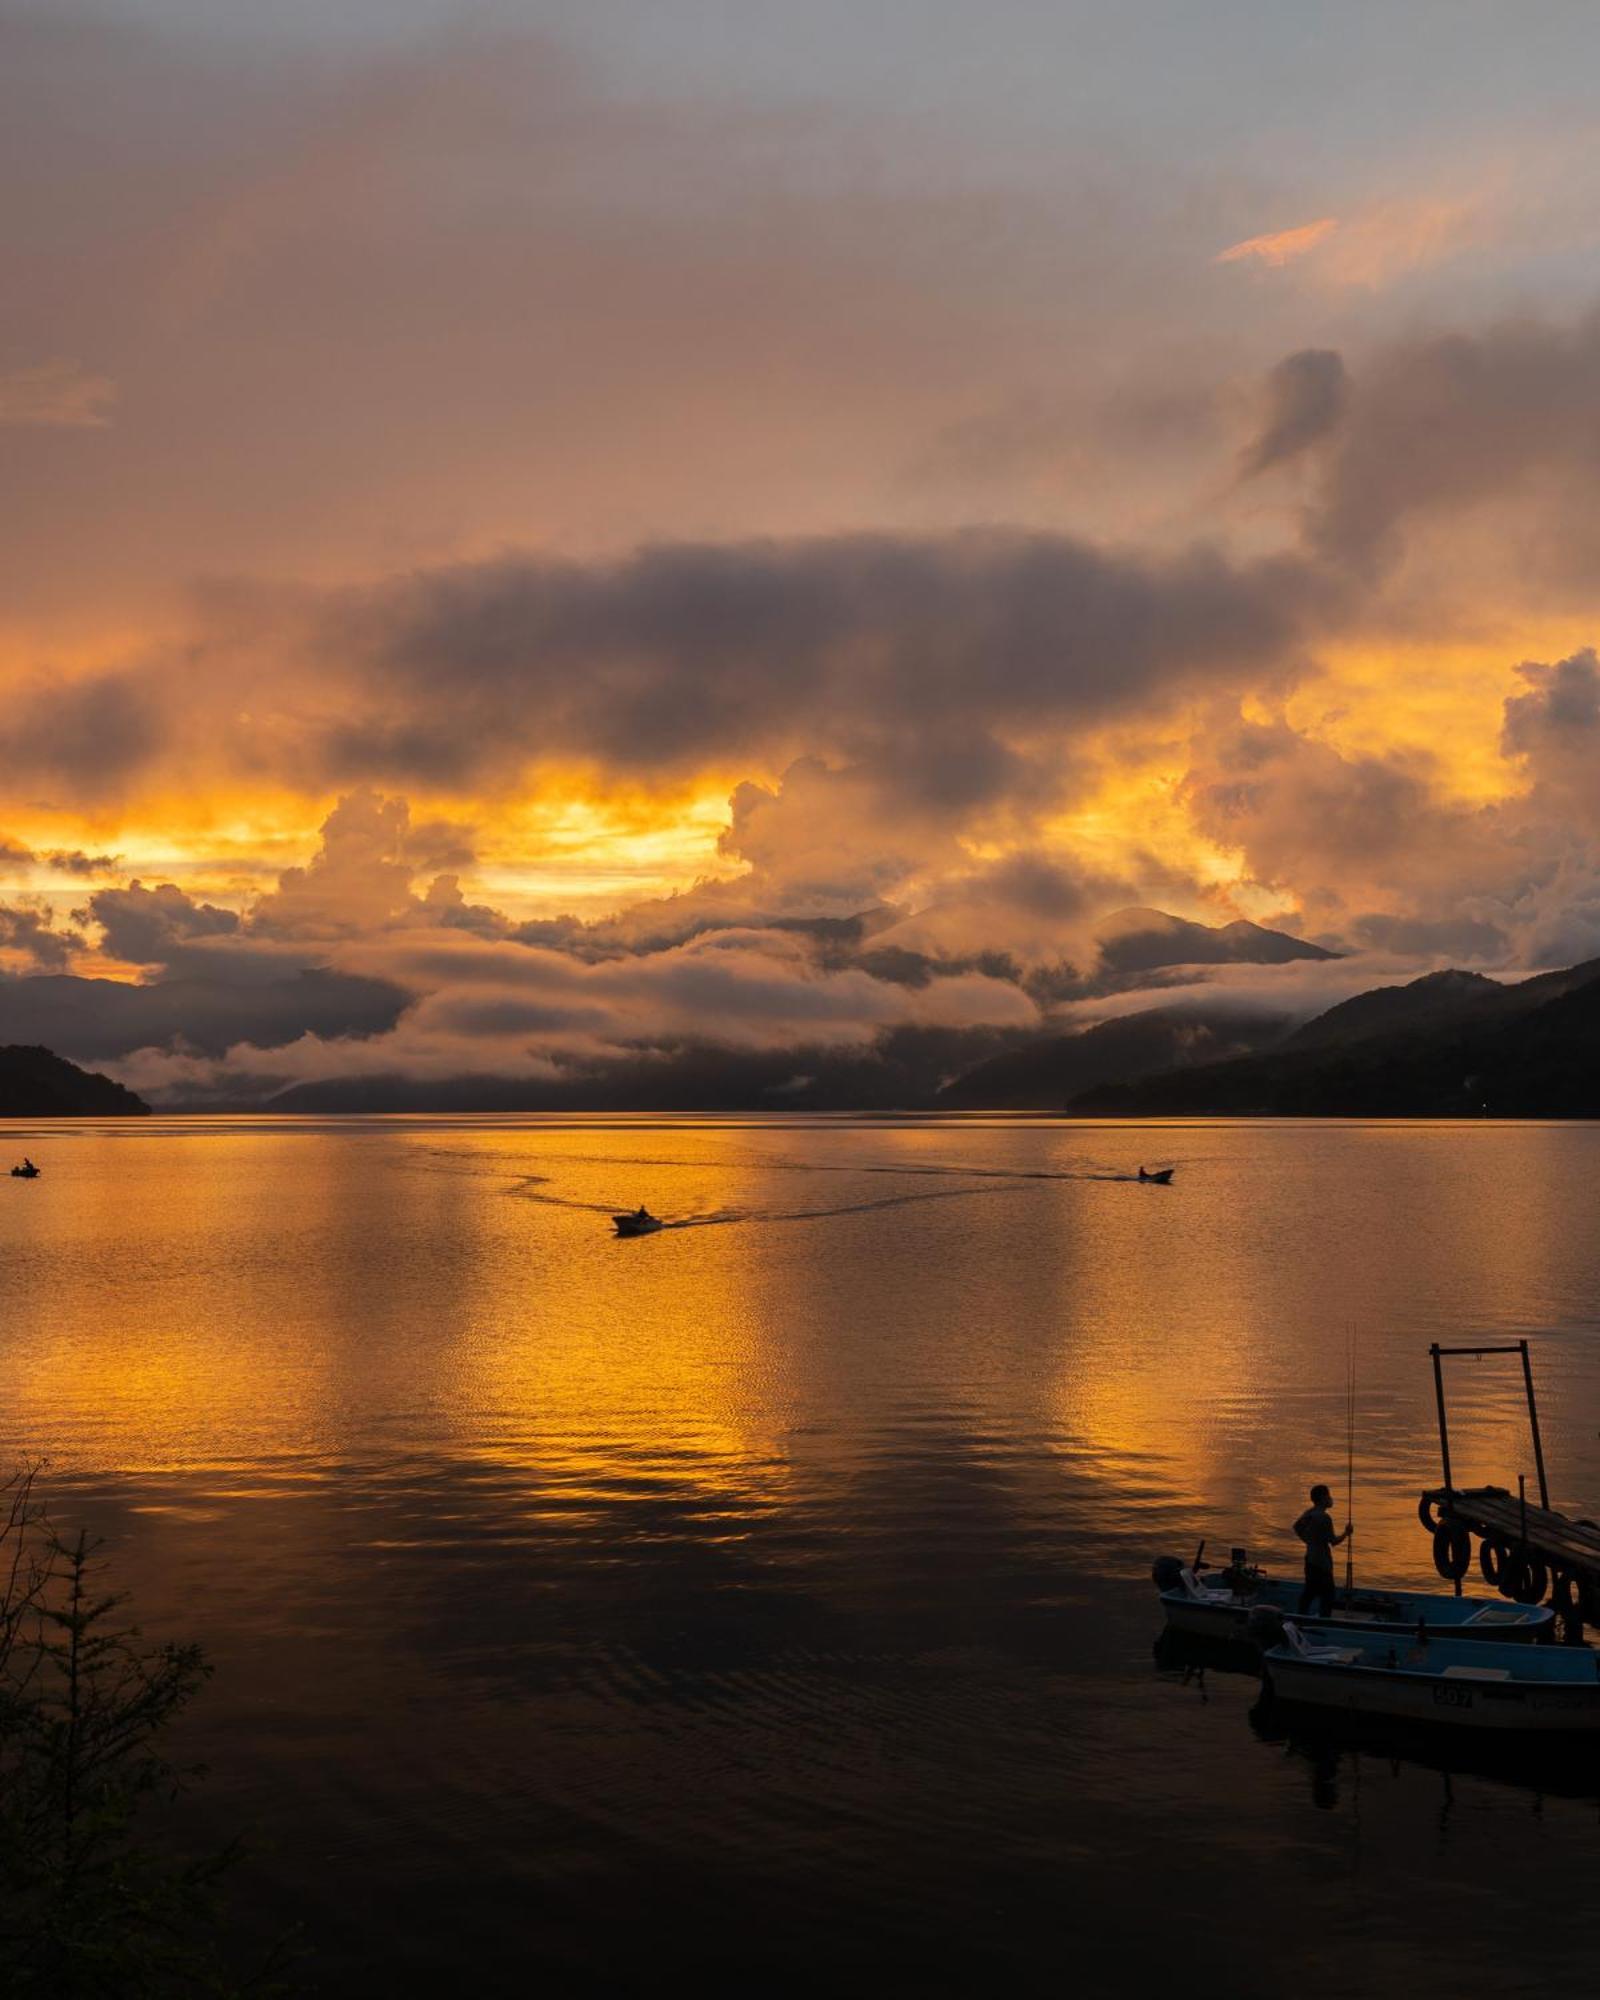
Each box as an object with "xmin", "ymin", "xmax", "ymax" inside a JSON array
[{"xmin": 2, "ymin": 1116, "xmax": 1599, "ymax": 1594}]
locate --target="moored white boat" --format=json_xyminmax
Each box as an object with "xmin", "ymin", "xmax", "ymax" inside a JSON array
[
  {"xmin": 1262, "ymin": 1624, "xmax": 1600, "ymax": 1733},
  {"xmin": 1154, "ymin": 1558, "xmax": 1552, "ymax": 1645}
]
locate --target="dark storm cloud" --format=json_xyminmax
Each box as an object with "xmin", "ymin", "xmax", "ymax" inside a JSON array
[
  {"xmin": 315, "ymin": 530, "xmax": 1335, "ymax": 794},
  {"xmin": 1347, "ymin": 912, "xmax": 1512, "ymax": 961},
  {"xmin": 0, "ymin": 903, "xmax": 85, "ymax": 973},
  {"xmin": 86, "ymin": 880, "xmax": 242, "ymax": 966},
  {"xmin": 1239, "ymin": 348, "xmax": 1347, "ymax": 478},
  {"xmin": 1499, "ymin": 649, "xmax": 1600, "ymax": 841},
  {"xmin": 0, "ymin": 838, "xmax": 117, "ymax": 876},
  {"xmin": 1308, "ymin": 310, "xmax": 1600, "ymax": 570},
  {"xmin": 0, "ymin": 967, "xmax": 410, "ymax": 1062},
  {"xmin": 1502, "ymin": 647, "xmax": 1600, "ymax": 757},
  {"xmin": 43, "ymin": 848, "xmax": 119, "ymax": 875},
  {"xmin": 0, "ymin": 673, "xmax": 162, "ymax": 793}
]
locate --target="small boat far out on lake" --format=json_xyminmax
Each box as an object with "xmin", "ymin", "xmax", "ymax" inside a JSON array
[
  {"xmin": 1137, "ymin": 1165, "xmax": 1174, "ymax": 1183},
  {"xmin": 613, "ymin": 1206, "xmax": 664, "ymax": 1238},
  {"xmin": 9, "ymin": 1160, "xmax": 40, "ymax": 1179}
]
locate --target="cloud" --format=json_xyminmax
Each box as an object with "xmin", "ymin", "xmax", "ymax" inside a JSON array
[
  {"xmin": 1502, "ymin": 647, "xmax": 1600, "ymax": 763},
  {"xmin": 99, "ymin": 919, "xmax": 1039, "ymax": 1108},
  {"xmin": 0, "ymin": 358, "xmax": 114, "ymax": 429},
  {"xmin": 249, "ymin": 790, "xmax": 421, "ymax": 939},
  {"xmin": 1240, "ymin": 349, "xmax": 1348, "ymax": 478},
  {"xmin": 0, "ymin": 673, "xmax": 161, "ymax": 797},
  {"xmin": 87, "ymin": 880, "xmax": 242, "ymax": 967},
  {"xmin": 0, "ymin": 966, "xmax": 410, "ymax": 1062},
  {"xmin": 1216, "ymin": 218, "xmax": 1339, "ymax": 268},
  {"xmin": 1176, "ymin": 696, "xmax": 1600, "ymax": 971},
  {"xmin": 43, "ymin": 848, "xmax": 120, "ymax": 876},
  {"xmin": 9, "ymin": 9, "xmax": 1600, "ymax": 1091},
  {"xmin": 0, "ymin": 902, "xmax": 86, "ymax": 973},
  {"xmin": 303, "ymin": 528, "xmax": 1334, "ymax": 803},
  {"xmin": 1306, "ymin": 309, "xmax": 1600, "ymax": 576},
  {"xmin": 0, "ymin": 838, "xmax": 119, "ymax": 880}
]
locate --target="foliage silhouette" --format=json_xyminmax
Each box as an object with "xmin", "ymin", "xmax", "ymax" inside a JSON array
[{"xmin": 0, "ymin": 1466, "xmax": 292, "ymax": 1996}]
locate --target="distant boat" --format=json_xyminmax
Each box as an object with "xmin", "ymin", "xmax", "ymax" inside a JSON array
[
  {"xmin": 9, "ymin": 1161, "xmax": 40, "ymax": 1179},
  {"xmin": 1137, "ymin": 1166, "xmax": 1174, "ymax": 1184},
  {"xmin": 1261, "ymin": 1620, "xmax": 1600, "ymax": 1733},
  {"xmin": 613, "ymin": 1207, "xmax": 663, "ymax": 1238},
  {"xmin": 1154, "ymin": 1558, "xmax": 1552, "ymax": 1645}
]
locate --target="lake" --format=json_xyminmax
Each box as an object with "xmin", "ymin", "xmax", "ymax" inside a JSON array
[{"xmin": 3, "ymin": 1115, "xmax": 1599, "ymax": 1995}]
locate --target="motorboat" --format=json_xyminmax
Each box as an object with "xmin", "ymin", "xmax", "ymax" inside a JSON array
[
  {"xmin": 9, "ymin": 1161, "xmax": 40, "ymax": 1179},
  {"xmin": 1137, "ymin": 1166, "xmax": 1174, "ymax": 1184},
  {"xmin": 1260, "ymin": 1619, "xmax": 1600, "ymax": 1732},
  {"xmin": 613, "ymin": 1207, "xmax": 664, "ymax": 1238},
  {"xmin": 1153, "ymin": 1556, "xmax": 1552, "ymax": 1645}
]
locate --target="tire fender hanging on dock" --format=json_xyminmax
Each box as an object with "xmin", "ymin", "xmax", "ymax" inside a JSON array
[
  {"xmin": 1431, "ymin": 1520, "xmax": 1471, "ymax": 1580},
  {"xmin": 1508, "ymin": 1555, "xmax": 1549, "ymax": 1605},
  {"xmin": 1479, "ymin": 1537, "xmax": 1514, "ymax": 1591},
  {"xmin": 1418, "ymin": 1494, "xmax": 1443, "ymax": 1534}
]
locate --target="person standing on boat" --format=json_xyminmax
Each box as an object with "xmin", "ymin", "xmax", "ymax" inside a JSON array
[{"xmin": 1293, "ymin": 1484, "xmax": 1352, "ymax": 1617}]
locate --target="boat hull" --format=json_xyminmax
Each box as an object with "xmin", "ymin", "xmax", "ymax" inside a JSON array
[
  {"xmin": 1264, "ymin": 1645, "xmax": 1600, "ymax": 1733},
  {"xmin": 1160, "ymin": 1579, "xmax": 1551, "ymax": 1645}
]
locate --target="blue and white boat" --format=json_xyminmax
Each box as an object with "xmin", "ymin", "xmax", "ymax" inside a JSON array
[
  {"xmin": 1262, "ymin": 1622, "xmax": 1600, "ymax": 1733},
  {"xmin": 1153, "ymin": 1558, "xmax": 1552, "ymax": 1646}
]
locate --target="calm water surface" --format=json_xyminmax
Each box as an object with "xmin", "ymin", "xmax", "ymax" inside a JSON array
[{"xmin": 3, "ymin": 1116, "xmax": 1599, "ymax": 1995}]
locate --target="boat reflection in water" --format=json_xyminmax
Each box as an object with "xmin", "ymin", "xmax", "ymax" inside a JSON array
[
  {"xmin": 1158, "ymin": 1625, "xmax": 1600, "ymax": 1804},
  {"xmin": 1250, "ymin": 1685, "xmax": 1600, "ymax": 1808}
]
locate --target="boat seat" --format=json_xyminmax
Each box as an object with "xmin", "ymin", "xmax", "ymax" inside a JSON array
[
  {"xmin": 1280, "ymin": 1622, "xmax": 1361, "ymax": 1664},
  {"xmin": 1177, "ymin": 1568, "xmax": 1230, "ymax": 1604},
  {"xmin": 1463, "ymin": 1605, "xmax": 1530, "ymax": 1625},
  {"xmin": 1440, "ymin": 1665, "xmax": 1511, "ymax": 1681}
]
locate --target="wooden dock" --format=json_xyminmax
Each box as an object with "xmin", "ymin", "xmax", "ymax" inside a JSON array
[
  {"xmin": 1419, "ymin": 1342, "xmax": 1598, "ymax": 1632},
  {"xmin": 1421, "ymin": 1486, "xmax": 1600, "ymax": 1628}
]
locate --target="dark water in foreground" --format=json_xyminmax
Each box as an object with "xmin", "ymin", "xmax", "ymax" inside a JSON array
[{"xmin": 3, "ymin": 1116, "xmax": 1599, "ymax": 1996}]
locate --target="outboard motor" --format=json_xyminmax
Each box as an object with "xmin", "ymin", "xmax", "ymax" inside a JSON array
[
  {"xmin": 1247, "ymin": 1604, "xmax": 1288, "ymax": 1650},
  {"xmin": 1151, "ymin": 1555, "xmax": 1186, "ymax": 1594}
]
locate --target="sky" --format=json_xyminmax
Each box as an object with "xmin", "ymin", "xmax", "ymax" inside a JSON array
[{"xmin": 6, "ymin": 1, "xmax": 1600, "ymax": 1102}]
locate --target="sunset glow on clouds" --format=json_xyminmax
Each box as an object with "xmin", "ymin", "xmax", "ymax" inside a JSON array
[
  {"xmin": 7, "ymin": 1, "xmax": 1600, "ymax": 1102},
  {"xmin": 1216, "ymin": 218, "xmax": 1339, "ymax": 268}
]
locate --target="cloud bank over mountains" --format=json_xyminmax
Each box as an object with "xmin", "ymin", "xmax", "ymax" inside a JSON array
[{"xmin": 5, "ymin": 8, "xmax": 1600, "ymax": 1101}]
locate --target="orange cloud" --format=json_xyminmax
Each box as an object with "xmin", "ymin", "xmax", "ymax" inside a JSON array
[
  {"xmin": 0, "ymin": 358, "xmax": 114, "ymax": 429},
  {"xmin": 1216, "ymin": 217, "xmax": 1339, "ymax": 267}
]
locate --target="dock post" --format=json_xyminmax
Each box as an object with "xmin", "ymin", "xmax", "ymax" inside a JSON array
[
  {"xmin": 1430, "ymin": 1343, "xmax": 1453, "ymax": 1496},
  {"xmin": 1520, "ymin": 1340, "xmax": 1550, "ymax": 1511}
]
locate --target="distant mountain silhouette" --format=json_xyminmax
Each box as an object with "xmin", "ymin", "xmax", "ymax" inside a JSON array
[
  {"xmin": 937, "ymin": 1007, "xmax": 1291, "ymax": 1110},
  {"xmin": 1073, "ymin": 958, "xmax": 1600, "ymax": 1116},
  {"xmin": 264, "ymin": 1025, "xmax": 1024, "ymax": 1115},
  {"xmin": 1282, "ymin": 967, "xmax": 1506, "ymax": 1050},
  {"xmin": 1093, "ymin": 907, "xmax": 1337, "ymax": 975},
  {"xmin": 0, "ymin": 1045, "xmax": 150, "ymax": 1116}
]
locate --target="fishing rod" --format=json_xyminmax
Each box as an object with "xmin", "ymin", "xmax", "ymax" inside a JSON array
[{"xmin": 1345, "ymin": 1326, "xmax": 1356, "ymax": 1595}]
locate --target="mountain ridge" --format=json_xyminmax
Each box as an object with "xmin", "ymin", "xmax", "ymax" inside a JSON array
[
  {"xmin": 0, "ymin": 1044, "xmax": 151, "ymax": 1116},
  {"xmin": 1072, "ymin": 958, "xmax": 1600, "ymax": 1116}
]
